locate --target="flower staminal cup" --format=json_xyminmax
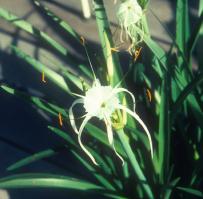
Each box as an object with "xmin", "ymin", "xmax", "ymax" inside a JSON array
[
  {"xmin": 69, "ymin": 37, "xmax": 153, "ymax": 166},
  {"xmin": 117, "ymin": 0, "xmax": 144, "ymax": 54}
]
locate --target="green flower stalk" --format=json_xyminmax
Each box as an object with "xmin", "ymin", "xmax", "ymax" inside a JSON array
[{"xmin": 117, "ymin": 0, "xmax": 146, "ymax": 53}]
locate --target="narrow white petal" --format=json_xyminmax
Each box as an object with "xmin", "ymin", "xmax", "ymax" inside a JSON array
[
  {"xmin": 112, "ymin": 143, "xmax": 125, "ymax": 166},
  {"xmin": 69, "ymin": 99, "xmax": 84, "ymax": 134},
  {"xmin": 104, "ymin": 116, "xmax": 125, "ymax": 165},
  {"xmin": 116, "ymin": 104, "xmax": 153, "ymax": 158},
  {"xmin": 113, "ymin": 88, "xmax": 136, "ymax": 112},
  {"xmin": 78, "ymin": 115, "xmax": 98, "ymax": 165},
  {"xmin": 104, "ymin": 117, "xmax": 113, "ymax": 145}
]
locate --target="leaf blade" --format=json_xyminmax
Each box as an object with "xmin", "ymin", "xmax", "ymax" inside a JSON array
[
  {"xmin": 0, "ymin": 174, "xmax": 103, "ymax": 191},
  {"xmin": 7, "ymin": 149, "xmax": 58, "ymax": 171}
]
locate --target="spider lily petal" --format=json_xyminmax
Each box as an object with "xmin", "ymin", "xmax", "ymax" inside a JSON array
[
  {"xmin": 117, "ymin": 0, "xmax": 144, "ymax": 53},
  {"xmin": 113, "ymin": 88, "xmax": 136, "ymax": 112},
  {"xmin": 69, "ymin": 98, "xmax": 84, "ymax": 134},
  {"xmin": 78, "ymin": 115, "xmax": 98, "ymax": 165},
  {"xmin": 116, "ymin": 104, "xmax": 153, "ymax": 158},
  {"xmin": 104, "ymin": 115, "xmax": 124, "ymax": 165}
]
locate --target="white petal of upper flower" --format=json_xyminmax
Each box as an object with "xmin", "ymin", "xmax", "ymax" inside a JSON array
[{"xmin": 117, "ymin": 0, "xmax": 143, "ymax": 27}]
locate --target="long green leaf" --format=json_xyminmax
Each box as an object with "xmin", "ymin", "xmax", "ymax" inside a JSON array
[
  {"xmin": 177, "ymin": 187, "xmax": 203, "ymax": 198},
  {"xmin": 0, "ymin": 174, "xmax": 103, "ymax": 191},
  {"xmin": 11, "ymin": 45, "xmax": 71, "ymax": 93},
  {"xmin": 176, "ymin": 0, "xmax": 191, "ymax": 85},
  {"xmin": 48, "ymin": 126, "xmax": 118, "ymax": 191},
  {"xmin": 163, "ymin": 177, "xmax": 180, "ymax": 199},
  {"xmin": 171, "ymin": 73, "xmax": 203, "ymax": 122},
  {"xmin": 31, "ymin": 0, "xmax": 94, "ymax": 82},
  {"xmin": 0, "ymin": 7, "xmax": 67, "ymax": 56},
  {"xmin": 86, "ymin": 123, "xmax": 126, "ymax": 158},
  {"xmin": 117, "ymin": 129, "xmax": 154, "ymax": 199},
  {"xmin": 7, "ymin": 149, "xmax": 58, "ymax": 171},
  {"xmin": 126, "ymin": 125, "xmax": 151, "ymax": 150},
  {"xmin": 0, "ymin": 85, "xmax": 67, "ymax": 117},
  {"xmin": 176, "ymin": 0, "xmax": 190, "ymax": 55},
  {"xmin": 33, "ymin": 0, "xmax": 81, "ymax": 43},
  {"xmin": 187, "ymin": 12, "xmax": 203, "ymax": 58},
  {"xmin": 48, "ymin": 126, "xmax": 76, "ymax": 146},
  {"xmin": 158, "ymin": 72, "xmax": 170, "ymax": 184},
  {"xmin": 134, "ymin": 26, "xmax": 167, "ymax": 73},
  {"xmin": 71, "ymin": 151, "xmax": 116, "ymax": 192}
]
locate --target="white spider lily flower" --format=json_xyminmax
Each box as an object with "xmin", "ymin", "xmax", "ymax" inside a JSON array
[
  {"xmin": 117, "ymin": 0, "xmax": 144, "ymax": 53},
  {"xmin": 69, "ymin": 79, "xmax": 153, "ymax": 165}
]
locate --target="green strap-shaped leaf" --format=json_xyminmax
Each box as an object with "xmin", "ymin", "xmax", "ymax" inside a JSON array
[
  {"xmin": 7, "ymin": 149, "xmax": 58, "ymax": 171},
  {"xmin": 117, "ymin": 129, "xmax": 154, "ymax": 199},
  {"xmin": 187, "ymin": 12, "xmax": 203, "ymax": 58},
  {"xmin": 11, "ymin": 45, "xmax": 71, "ymax": 93},
  {"xmin": 86, "ymin": 123, "xmax": 126, "ymax": 158},
  {"xmin": 177, "ymin": 187, "xmax": 203, "ymax": 198},
  {"xmin": 171, "ymin": 73, "xmax": 203, "ymax": 122},
  {"xmin": 163, "ymin": 177, "xmax": 181, "ymax": 199},
  {"xmin": 48, "ymin": 126, "xmax": 118, "ymax": 191},
  {"xmin": 134, "ymin": 26, "xmax": 167, "ymax": 73},
  {"xmin": 33, "ymin": 0, "xmax": 81, "ymax": 43},
  {"xmin": 0, "ymin": 7, "xmax": 67, "ymax": 56},
  {"xmin": 176, "ymin": 0, "xmax": 190, "ymax": 55},
  {"xmin": 0, "ymin": 6, "xmax": 86, "ymax": 72},
  {"xmin": 32, "ymin": 0, "xmax": 94, "ymax": 81},
  {"xmin": 176, "ymin": 0, "xmax": 191, "ymax": 84},
  {"xmin": 0, "ymin": 173, "xmax": 103, "ymax": 191},
  {"xmin": 158, "ymin": 72, "xmax": 170, "ymax": 184},
  {"xmin": 71, "ymin": 151, "xmax": 116, "ymax": 191},
  {"xmin": 135, "ymin": 26, "xmax": 202, "ymax": 132},
  {"xmin": 0, "ymin": 85, "xmax": 67, "ymax": 117},
  {"xmin": 12, "ymin": 45, "xmax": 88, "ymax": 93},
  {"xmin": 48, "ymin": 126, "xmax": 76, "ymax": 146}
]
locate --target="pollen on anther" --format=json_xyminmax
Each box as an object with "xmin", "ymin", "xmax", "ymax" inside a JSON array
[
  {"xmin": 146, "ymin": 88, "xmax": 152, "ymax": 102},
  {"xmin": 58, "ymin": 112, "xmax": 63, "ymax": 126},
  {"xmin": 41, "ymin": 71, "xmax": 46, "ymax": 83},
  {"xmin": 80, "ymin": 36, "xmax": 85, "ymax": 46},
  {"xmin": 133, "ymin": 47, "xmax": 142, "ymax": 61}
]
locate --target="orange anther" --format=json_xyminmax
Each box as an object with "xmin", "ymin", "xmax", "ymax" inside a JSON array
[
  {"xmin": 146, "ymin": 88, "xmax": 152, "ymax": 102},
  {"xmin": 110, "ymin": 47, "xmax": 120, "ymax": 52},
  {"xmin": 42, "ymin": 71, "xmax": 46, "ymax": 83},
  {"xmin": 58, "ymin": 112, "xmax": 63, "ymax": 126},
  {"xmin": 134, "ymin": 47, "xmax": 142, "ymax": 62},
  {"xmin": 80, "ymin": 36, "xmax": 85, "ymax": 46}
]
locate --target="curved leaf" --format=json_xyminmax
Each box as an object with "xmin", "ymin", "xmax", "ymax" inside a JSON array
[
  {"xmin": 0, "ymin": 7, "xmax": 67, "ymax": 56},
  {"xmin": 0, "ymin": 84, "xmax": 67, "ymax": 117},
  {"xmin": 0, "ymin": 173, "xmax": 103, "ymax": 191},
  {"xmin": 177, "ymin": 187, "xmax": 203, "ymax": 198},
  {"xmin": 7, "ymin": 149, "xmax": 58, "ymax": 171},
  {"xmin": 33, "ymin": 0, "xmax": 81, "ymax": 42},
  {"xmin": 11, "ymin": 46, "xmax": 71, "ymax": 93}
]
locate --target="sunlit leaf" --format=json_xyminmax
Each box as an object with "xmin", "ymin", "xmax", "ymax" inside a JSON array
[{"xmin": 0, "ymin": 173, "xmax": 103, "ymax": 191}]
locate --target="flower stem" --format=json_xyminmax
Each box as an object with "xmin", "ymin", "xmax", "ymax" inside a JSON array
[
  {"xmin": 117, "ymin": 129, "xmax": 154, "ymax": 199},
  {"xmin": 93, "ymin": 0, "xmax": 123, "ymax": 86}
]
